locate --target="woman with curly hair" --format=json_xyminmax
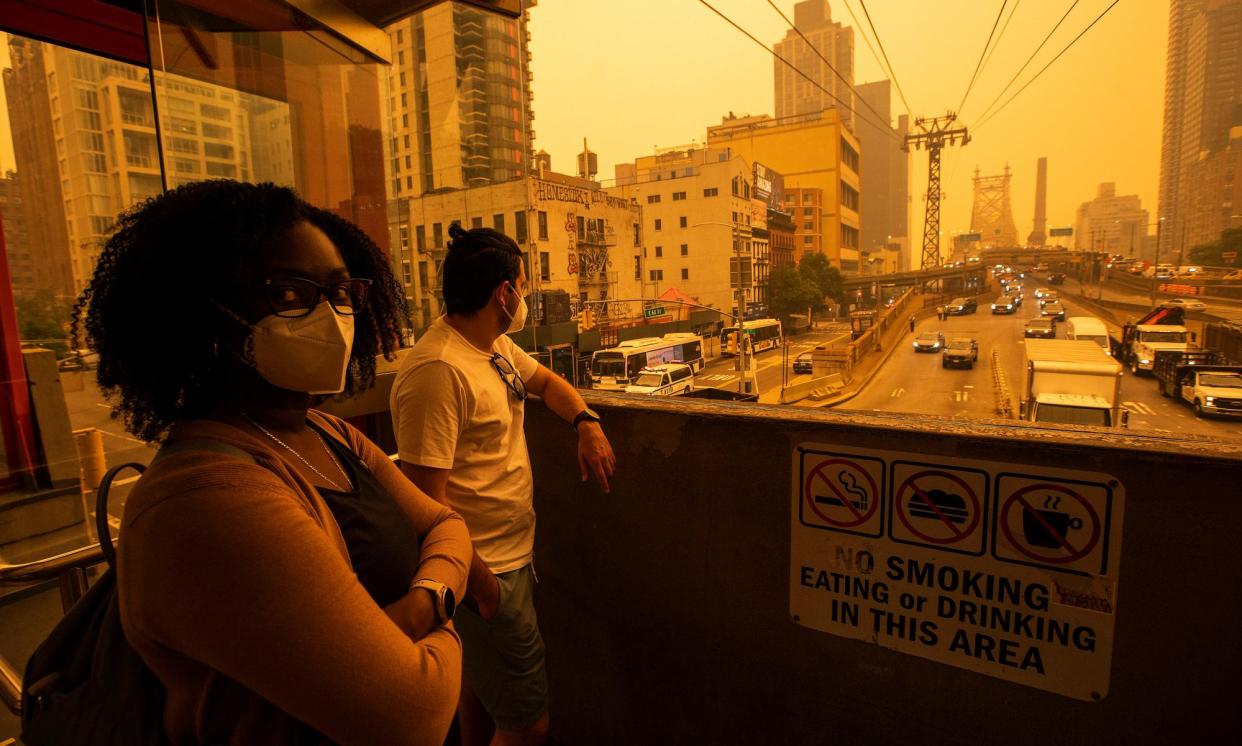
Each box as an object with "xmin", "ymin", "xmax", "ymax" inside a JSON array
[{"xmin": 74, "ymin": 180, "xmax": 471, "ymax": 745}]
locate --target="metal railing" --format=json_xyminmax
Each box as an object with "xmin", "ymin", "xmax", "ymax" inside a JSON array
[{"xmin": 0, "ymin": 541, "xmax": 112, "ymax": 716}]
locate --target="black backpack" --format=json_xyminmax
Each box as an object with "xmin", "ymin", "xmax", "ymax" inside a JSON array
[
  {"xmin": 21, "ymin": 439, "xmax": 257, "ymax": 745},
  {"xmin": 20, "ymin": 460, "xmax": 168, "ymax": 745}
]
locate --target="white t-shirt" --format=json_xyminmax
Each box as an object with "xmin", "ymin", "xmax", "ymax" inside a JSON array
[{"xmin": 390, "ymin": 317, "xmax": 540, "ymax": 573}]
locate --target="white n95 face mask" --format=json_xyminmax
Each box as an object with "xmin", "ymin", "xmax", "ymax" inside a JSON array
[
  {"xmin": 501, "ymin": 283, "xmax": 529, "ymax": 334},
  {"xmin": 218, "ymin": 300, "xmax": 355, "ymax": 395}
]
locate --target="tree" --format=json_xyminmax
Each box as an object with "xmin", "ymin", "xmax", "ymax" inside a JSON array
[
  {"xmin": 14, "ymin": 290, "xmax": 73, "ymax": 357},
  {"xmin": 798, "ymin": 251, "xmax": 845, "ymax": 303},
  {"xmin": 769, "ymin": 265, "xmax": 819, "ymax": 320},
  {"xmin": 1188, "ymin": 227, "xmax": 1242, "ymax": 267}
]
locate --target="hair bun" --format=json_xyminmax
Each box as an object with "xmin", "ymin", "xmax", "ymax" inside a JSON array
[{"xmin": 448, "ymin": 223, "xmax": 468, "ymax": 242}]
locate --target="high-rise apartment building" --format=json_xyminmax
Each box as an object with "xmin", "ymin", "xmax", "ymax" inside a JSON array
[
  {"xmin": 609, "ymin": 146, "xmax": 760, "ymax": 314},
  {"xmin": 0, "ymin": 171, "xmax": 35, "ymax": 294},
  {"xmin": 382, "ymin": 1, "xmax": 535, "ymax": 199},
  {"xmin": 1074, "ymin": 183, "xmax": 1150, "ymax": 257},
  {"xmin": 3, "ymin": 37, "xmax": 292, "ymax": 295},
  {"xmin": 1159, "ymin": 0, "xmax": 1242, "ymax": 255},
  {"xmin": 706, "ymin": 109, "xmax": 862, "ymax": 271},
  {"xmin": 855, "ymin": 80, "xmax": 910, "ymax": 263},
  {"xmin": 773, "ymin": 0, "xmax": 855, "ymax": 132}
]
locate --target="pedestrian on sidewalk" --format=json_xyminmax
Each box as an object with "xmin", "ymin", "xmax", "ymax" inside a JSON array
[{"xmin": 908, "ymin": 314, "xmax": 916, "ymax": 332}]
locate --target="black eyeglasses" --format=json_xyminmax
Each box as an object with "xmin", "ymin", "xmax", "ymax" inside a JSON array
[
  {"xmin": 263, "ymin": 277, "xmax": 372, "ymax": 318},
  {"xmin": 490, "ymin": 353, "xmax": 528, "ymax": 401}
]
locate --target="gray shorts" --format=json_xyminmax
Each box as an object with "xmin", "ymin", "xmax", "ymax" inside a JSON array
[{"xmin": 454, "ymin": 563, "xmax": 549, "ymax": 731}]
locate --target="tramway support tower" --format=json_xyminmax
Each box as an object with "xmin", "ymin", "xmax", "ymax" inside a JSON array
[{"xmin": 904, "ymin": 113, "xmax": 970, "ymax": 269}]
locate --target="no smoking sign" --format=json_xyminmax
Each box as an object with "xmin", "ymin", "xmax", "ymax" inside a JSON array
[{"xmin": 799, "ymin": 449, "xmax": 885, "ymax": 538}]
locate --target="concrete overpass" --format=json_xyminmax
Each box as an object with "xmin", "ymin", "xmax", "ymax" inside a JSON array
[{"xmin": 843, "ymin": 246, "xmax": 1080, "ymax": 290}]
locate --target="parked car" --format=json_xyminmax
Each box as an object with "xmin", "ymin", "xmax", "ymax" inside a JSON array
[
  {"xmin": 942, "ymin": 338, "xmax": 979, "ymax": 369},
  {"xmin": 57, "ymin": 351, "xmax": 99, "ymax": 372},
  {"xmin": 1161, "ymin": 298, "xmax": 1208, "ymax": 312},
  {"xmin": 991, "ymin": 295, "xmax": 1017, "ymax": 314},
  {"xmin": 1041, "ymin": 301, "xmax": 1067, "ymax": 321},
  {"xmin": 945, "ymin": 297, "xmax": 977, "ymax": 315},
  {"xmin": 1024, "ymin": 318, "xmax": 1057, "ymax": 339},
  {"xmin": 624, "ymin": 363, "xmax": 695, "ymax": 396},
  {"xmin": 792, "ymin": 352, "xmax": 813, "ymax": 375},
  {"xmin": 913, "ymin": 331, "xmax": 945, "ymax": 352}
]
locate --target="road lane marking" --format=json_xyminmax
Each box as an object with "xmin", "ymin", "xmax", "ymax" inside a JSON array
[
  {"xmin": 891, "ymin": 387, "xmax": 905, "ymax": 398},
  {"xmin": 1123, "ymin": 401, "xmax": 1155, "ymax": 415}
]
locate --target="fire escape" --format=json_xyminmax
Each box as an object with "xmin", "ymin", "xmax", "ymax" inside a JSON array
[{"xmin": 576, "ymin": 219, "xmax": 618, "ymax": 318}]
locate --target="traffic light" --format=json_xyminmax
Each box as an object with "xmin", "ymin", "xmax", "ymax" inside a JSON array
[
  {"xmin": 581, "ymin": 306, "xmax": 595, "ymax": 330},
  {"xmin": 727, "ymin": 333, "xmax": 737, "ymax": 356}
]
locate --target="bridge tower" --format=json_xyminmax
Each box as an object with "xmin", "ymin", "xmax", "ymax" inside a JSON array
[
  {"xmin": 904, "ymin": 113, "xmax": 970, "ymax": 269},
  {"xmin": 970, "ymin": 165, "xmax": 1019, "ymax": 249}
]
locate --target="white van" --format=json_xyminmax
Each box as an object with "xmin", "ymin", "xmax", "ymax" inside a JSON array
[
  {"xmin": 623, "ymin": 363, "xmax": 695, "ymax": 396},
  {"xmin": 1065, "ymin": 316, "xmax": 1111, "ymax": 354}
]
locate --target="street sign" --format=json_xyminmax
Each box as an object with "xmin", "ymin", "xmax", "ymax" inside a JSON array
[
  {"xmin": 1049, "ymin": 227, "xmax": 1074, "ymax": 237},
  {"xmin": 643, "ymin": 306, "xmax": 666, "ymax": 319},
  {"xmin": 959, "ymin": 232, "xmax": 982, "ymax": 242}
]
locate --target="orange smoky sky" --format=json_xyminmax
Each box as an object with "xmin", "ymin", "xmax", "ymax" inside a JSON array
[{"xmin": 528, "ymin": 0, "xmax": 1166, "ymax": 249}]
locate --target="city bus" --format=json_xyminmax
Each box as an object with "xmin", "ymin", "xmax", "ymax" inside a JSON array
[
  {"xmin": 720, "ymin": 318, "xmax": 784, "ymax": 356},
  {"xmin": 589, "ymin": 333, "xmax": 705, "ymax": 390}
]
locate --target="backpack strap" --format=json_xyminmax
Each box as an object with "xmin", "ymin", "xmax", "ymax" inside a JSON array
[{"xmin": 95, "ymin": 439, "xmax": 257, "ymax": 571}]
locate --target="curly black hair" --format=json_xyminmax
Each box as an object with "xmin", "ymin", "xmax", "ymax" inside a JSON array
[{"xmin": 72, "ymin": 180, "xmax": 408, "ymax": 443}]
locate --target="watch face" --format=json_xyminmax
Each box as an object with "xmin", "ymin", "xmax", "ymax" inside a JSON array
[{"xmin": 443, "ymin": 587, "xmax": 456, "ymax": 619}]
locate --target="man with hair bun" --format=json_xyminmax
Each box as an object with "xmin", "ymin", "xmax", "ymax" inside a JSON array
[{"xmin": 391, "ymin": 224, "xmax": 616, "ymax": 745}]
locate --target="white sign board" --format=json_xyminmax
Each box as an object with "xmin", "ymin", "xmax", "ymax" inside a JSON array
[{"xmin": 790, "ymin": 444, "xmax": 1124, "ymax": 701}]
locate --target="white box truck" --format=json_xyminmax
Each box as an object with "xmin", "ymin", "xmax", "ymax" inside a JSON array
[{"xmin": 1021, "ymin": 339, "xmax": 1127, "ymax": 428}]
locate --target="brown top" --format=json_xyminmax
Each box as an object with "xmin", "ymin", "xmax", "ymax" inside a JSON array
[{"xmin": 118, "ymin": 411, "xmax": 471, "ymax": 746}]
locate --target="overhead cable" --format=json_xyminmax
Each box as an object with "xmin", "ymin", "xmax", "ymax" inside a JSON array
[
  {"xmin": 696, "ymin": 0, "xmax": 901, "ymax": 140},
  {"xmin": 975, "ymin": 0, "xmax": 1121, "ymax": 132},
  {"xmin": 971, "ymin": 0, "xmax": 1083, "ymax": 127},
  {"xmin": 957, "ymin": 0, "xmax": 1012, "ymax": 115}
]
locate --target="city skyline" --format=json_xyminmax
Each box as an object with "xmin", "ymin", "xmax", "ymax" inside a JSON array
[{"xmin": 528, "ymin": 0, "xmax": 1165, "ymax": 252}]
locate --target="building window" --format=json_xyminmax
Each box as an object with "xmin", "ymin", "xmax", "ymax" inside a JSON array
[
  {"xmin": 647, "ymin": 194, "xmax": 661, "ymax": 204},
  {"xmin": 540, "ymin": 252, "xmax": 550, "ymax": 281},
  {"xmin": 655, "ymin": 246, "xmax": 663, "ymax": 257},
  {"xmin": 672, "ymin": 191, "xmax": 686, "ymax": 201},
  {"xmin": 418, "ymin": 261, "xmax": 428, "ymax": 288},
  {"xmin": 634, "ymin": 256, "xmax": 641, "ymax": 280},
  {"xmin": 804, "ymin": 221, "xmax": 814, "ymax": 230},
  {"xmin": 516, "ymin": 211, "xmax": 527, "ymax": 243},
  {"xmin": 654, "ymin": 218, "xmax": 662, "ymax": 231},
  {"xmin": 649, "ymin": 269, "xmax": 664, "ymax": 281},
  {"xmin": 704, "ymin": 187, "xmax": 718, "ymax": 197},
  {"xmin": 633, "ymin": 223, "xmax": 640, "ymax": 245},
  {"xmin": 803, "ymin": 207, "xmax": 814, "ymax": 217},
  {"xmin": 433, "ymin": 222, "xmax": 443, "ymax": 248},
  {"xmin": 494, "ymin": 214, "xmax": 505, "ymax": 233},
  {"xmin": 679, "ymin": 216, "xmax": 687, "ymax": 228},
  {"xmin": 804, "ymin": 236, "xmax": 813, "ymax": 245},
  {"xmin": 743, "ymin": 182, "xmax": 750, "ymax": 199},
  {"xmin": 416, "ymin": 225, "xmax": 426, "ymax": 251},
  {"xmin": 841, "ymin": 138, "xmax": 860, "ymax": 171},
  {"xmin": 472, "ymin": 216, "xmax": 483, "ymax": 229},
  {"xmin": 538, "ymin": 210, "xmax": 549, "ymax": 240},
  {"xmin": 681, "ymin": 268, "xmax": 689, "ymax": 280},
  {"xmin": 680, "ymin": 244, "xmax": 688, "ymax": 256},
  {"xmin": 841, "ymin": 224, "xmax": 859, "ymax": 248},
  {"xmin": 803, "ymin": 193, "xmax": 814, "ymax": 204},
  {"xmin": 841, "ymin": 182, "xmax": 859, "ymax": 211},
  {"xmin": 577, "ymin": 215, "xmax": 585, "ymax": 240}
]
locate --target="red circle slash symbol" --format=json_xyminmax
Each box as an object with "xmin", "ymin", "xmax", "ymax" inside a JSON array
[
  {"xmin": 804, "ymin": 459, "xmax": 879, "ymax": 528},
  {"xmin": 895, "ymin": 470, "xmax": 981, "ymax": 545},
  {"xmin": 1001, "ymin": 484, "xmax": 1100, "ymax": 564}
]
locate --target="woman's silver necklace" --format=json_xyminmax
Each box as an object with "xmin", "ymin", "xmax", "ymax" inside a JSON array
[{"xmin": 243, "ymin": 413, "xmax": 352, "ymax": 491}]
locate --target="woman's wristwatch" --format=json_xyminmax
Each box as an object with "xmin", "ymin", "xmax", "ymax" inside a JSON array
[{"xmin": 410, "ymin": 579, "xmax": 456, "ymax": 624}]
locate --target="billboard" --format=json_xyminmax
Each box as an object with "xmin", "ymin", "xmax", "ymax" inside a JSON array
[{"xmin": 753, "ymin": 162, "xmax": 786, "ymax": 210}]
